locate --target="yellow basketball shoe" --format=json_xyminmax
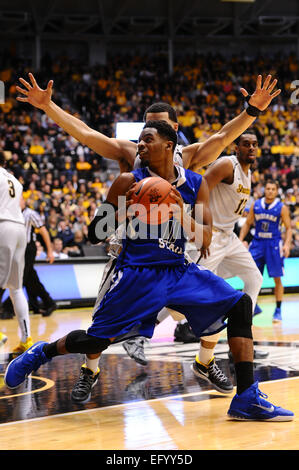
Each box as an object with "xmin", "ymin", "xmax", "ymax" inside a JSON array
[
  {"xmin": 12, "ymin": 337, "xmax": 34, "ymax": 355},
  {"xmin": 0, "ymin": 332, "xmax": 8, "ymax": 347}
]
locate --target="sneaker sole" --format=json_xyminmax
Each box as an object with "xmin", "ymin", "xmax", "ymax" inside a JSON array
[
  {"xmin": 227, "ymin": 412, "xmax": 294, "ymax": 422},
  {"xmin": 71, "ymin": 377, "xmax": 99, "ymax": 404},
  {"xmin": 123, "ymin": 343, "xmax": 148, "ymax": 366},
  {"xmin": 191, "ymin": 363, "xmax": 233, "ymax": 395}
]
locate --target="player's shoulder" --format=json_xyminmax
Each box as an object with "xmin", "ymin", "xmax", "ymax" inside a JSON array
[
  {"xmin": 184, "ymin": 168, "xmax": 203, "ymax": 190},
  {"xmin": 0, "ymin": 166, "xmax": 9, "ymax": 178},
  {"xmin": 115, "ymin": 171, "xmax": 136, "ymax": 190},
  {"xmin": 131, "ymin": 167, "xmax": 148, "ymax": 181},
  {"xmin": 210, "ymin": 155, "xmax": 235, "ymax": 168},
  {"xmin": 0, "ymin": 167, "xmax": 20, "ymax": 184},
  {"xmin": 184, "ymin": 167, "xmax": 202, "ymax": 180}
]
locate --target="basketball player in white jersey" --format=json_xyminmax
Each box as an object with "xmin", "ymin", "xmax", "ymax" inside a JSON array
[
  {"xmin": 0, "ymin": 152, "xmax": 32, "ymax": 352},
  {"xmin": 189, "ymin": 132, "xmax": 267, "ymax": 389}
]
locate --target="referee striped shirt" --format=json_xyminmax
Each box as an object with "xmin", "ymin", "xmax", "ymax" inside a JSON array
[{"xmin": 23, "ymin": 207, "xmax": 44, "ymax": 244}]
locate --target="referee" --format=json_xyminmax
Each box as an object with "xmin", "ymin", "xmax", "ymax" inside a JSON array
[{"xmin": 1, "ymin": 198, "xmax": 56, "ymax": 317}]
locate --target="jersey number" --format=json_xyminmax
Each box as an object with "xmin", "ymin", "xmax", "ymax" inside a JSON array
[
  {"xmin": 234, "ymin": 198, "xmax": 247, "ymax": 216},
  {"xmin": 8, "ymin": 180, "xmax": 15, "ymax": 198}
]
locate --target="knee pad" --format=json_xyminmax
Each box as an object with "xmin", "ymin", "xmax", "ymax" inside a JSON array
[
  {"xmin": 227, "ymin": 294, "xmax": 253, "ymax": 339},
  {"xmin": 65, "ymin": 329, "xmax": 111, "ymax": 354}
]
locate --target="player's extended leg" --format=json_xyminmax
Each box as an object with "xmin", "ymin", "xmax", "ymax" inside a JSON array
[
  {"xmin": 192, "ymin": 234, "xmax": 238, "ymax": 392},
  {"xmin": 4, "ymin": 329, "xmax": 112, "ymax": 400},
  {"xmin": 217, "ymin": 240, "xmax": 268, "ymax": 359},
  {"xmin": 273, "ymin": 277, "xmax": 283, "ymax": 322},
  {"xmin": 263, "ymin": 239, "xmax": 285, "ymax": 323},
  {"xmin": 225, "ymin": 294, "xmax": 293, "ymax": 421},
  {"xmin": 9, "ymin": 288, "xmax": 32, "ymax": 351},
  {"xmin": 168, "ymin": 264, "xmax": 293, "ymax": 421},
  {"xmin": 192, "ymin": 331, "xmax": 233, "ymax": 394},
  {"xmin": 5, "ymin": 226, "xmax": 33, "ymax": 354}
]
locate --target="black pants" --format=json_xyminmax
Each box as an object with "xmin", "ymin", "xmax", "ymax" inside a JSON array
[{"xmin": 2, "ymin": 241, "xmax": 53, "ymax": 313}]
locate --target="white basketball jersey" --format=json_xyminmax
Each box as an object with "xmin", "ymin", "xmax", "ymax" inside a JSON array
[
  {"xmin": 0, "ymin": 167, "xmax": 25, "ymax": 225},
  {"xmin": 209, "ymin": 155, "xmax": 251, "ymax": 233},
  {"xmin": 133, "ymin": 144, "xmax": 184, "ymax": 169}
]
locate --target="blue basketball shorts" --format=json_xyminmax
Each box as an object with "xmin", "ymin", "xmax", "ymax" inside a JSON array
[
  {"xmin": 87, "ymin": 262, "xmax": 244, "ymax": 341},
  {"xmin": 249, "ymin": 238, "xmax": 284, "ymax": 278}
]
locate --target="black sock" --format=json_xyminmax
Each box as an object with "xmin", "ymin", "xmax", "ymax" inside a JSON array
[
  {"xmin": 276, "ymin": 301, "xmax": 282, "ymax": 308},
  {"xmin": 43, "ymin": 341, "xmax": 60, "ymax": 359},
  {"xmin": 235, "ymin": 362, "xmax": 254, "ymax": 395}
]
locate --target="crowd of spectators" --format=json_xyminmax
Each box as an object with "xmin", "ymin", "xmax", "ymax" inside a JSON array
[{"xmin": 0, "ymin": 51, "xmax": 298, "ymax": 257}]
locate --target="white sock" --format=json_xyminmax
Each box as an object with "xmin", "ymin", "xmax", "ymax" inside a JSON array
[
  {"xmin": 198, "ymin": 345, "xmax": 214, "ymax": 366},
  {"xmin": 85, "ymin": 356, "xmax": 100, "ymax": 374},
  {"xmin": 198, "ymin": 332, "xmax": 221, "ymax": 366},
  {"xmin": 9, "ymin": 288, "xmax": 30, "ymax": 342}
]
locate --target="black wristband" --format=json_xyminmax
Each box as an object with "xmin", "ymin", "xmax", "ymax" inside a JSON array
[{"xmin": 244, "ymin": 94, "xmax": 262, "ymax": 117}]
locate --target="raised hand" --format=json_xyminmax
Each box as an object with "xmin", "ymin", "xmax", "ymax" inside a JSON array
[
  {"xmin": 240, "ymin": 74, "xmax": 281, "ymax": 111},
  {"xmin": 16, "ymin": 73, "xmax": 53, "ymax": 110}
]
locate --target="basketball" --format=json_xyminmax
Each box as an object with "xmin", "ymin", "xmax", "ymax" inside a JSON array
[{"xmin": 129, "ymin": 176, "xmax": 176, "ymax": 224}]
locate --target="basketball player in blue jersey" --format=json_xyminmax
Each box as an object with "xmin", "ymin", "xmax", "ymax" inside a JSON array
[
  {"xmin": 16, "ymin": 73, "xmax": 281, "ymax": 360},
  {"xmin": 4, "ymin": 121, "xmax": 294, "ymax": 421},
  {"xmin": 239, "ymin": 180, "xmax": 292, "ymax": 323}
]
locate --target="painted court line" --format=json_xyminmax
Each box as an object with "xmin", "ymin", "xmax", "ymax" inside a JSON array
[{"xmin": 0, "ymin": 375, "xmax": 298, "ymax": 428}]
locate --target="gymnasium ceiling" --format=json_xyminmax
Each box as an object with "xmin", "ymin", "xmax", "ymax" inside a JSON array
[{"xmin": 0, "ymin": 0, "xmax": 298, "ymax": 43}]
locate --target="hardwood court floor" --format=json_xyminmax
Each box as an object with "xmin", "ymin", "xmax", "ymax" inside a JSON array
[{"xmin": 0, "ymin": 294, "xmax": 299, "ymax": 451}]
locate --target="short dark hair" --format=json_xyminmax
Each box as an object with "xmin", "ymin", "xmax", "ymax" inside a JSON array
[
  {"xmin": 143, "ymin": 102, "xmax": 178, "ymax": 123},
  {"xmin": 0, "ymin": 151, "xmax": 5, "ymax": 166},
  {"xmin": 235, "ymin": 131, "xmax": 258, "ymax": 146},
  {"xmin": 143, "ymin": 120, "xmax": 178, "ymax": 150},
  {"xmin": 265, "ymin": 179, "xmax": 279, "ymax": 189}
]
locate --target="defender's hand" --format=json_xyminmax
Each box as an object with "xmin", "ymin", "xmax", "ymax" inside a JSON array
[
  {"xmin": 240, "ymin": 74, "xmax": 281, "ymax": 111},
  {"xmin": 16, "ymin": 73, "xmax": 53, "ymax": 110}
]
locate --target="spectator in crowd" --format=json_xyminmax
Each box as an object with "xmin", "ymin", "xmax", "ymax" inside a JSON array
[{"xmin": 52, "ymin": 238, "xmax": 69, "ymax": 259}]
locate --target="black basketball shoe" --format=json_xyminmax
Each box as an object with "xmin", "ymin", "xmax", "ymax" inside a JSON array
[
  {"xmin": 174, "ymin": 322, "xmax": 200, "ymax": 343},
  {"xmin": 191, "ymin": 357, "xmax": 233, "ymax": 394},
  {"xmin": 71, "ymin": 364, "xmax": 100, "ymax": 404}
]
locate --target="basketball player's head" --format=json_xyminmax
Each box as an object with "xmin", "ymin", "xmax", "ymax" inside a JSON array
[
  {"xmin": 265, "ymin": 179, "xmax": 279, "ymax": 202},
  {"xmin": 0, "ymin": 151, "xmax": 5, "ymax": 167},
  {"xmin": 137, "ymin": 120, "xmax": 178, "ymax": 167},
  {"xmin": 235, "ymin": 132, "xmax": 258, "ymax": 165},
  {"xmin": 143, "ymin": 103, "xmax": 179, "ymax": 132}
]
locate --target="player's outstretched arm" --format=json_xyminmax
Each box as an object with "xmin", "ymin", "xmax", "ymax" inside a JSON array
[
  {"xmin": 16, "ymin": 73, "xmax": 137, "ymax": 170},
  {"xmin": 186, "ymin": 75, "xmax": 281, "ymax": 171},
  {"xmin": 281, "ymin": 205, "xmax": 292, "ymax": 258},
  {"xmin": 239, "ymin": 203, "xmax": 255, "ymax": 243}
]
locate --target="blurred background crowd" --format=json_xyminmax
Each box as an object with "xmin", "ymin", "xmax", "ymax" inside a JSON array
[{"xmin": 0, "ymin": 52, "xmax": 298, "ymax": 258}]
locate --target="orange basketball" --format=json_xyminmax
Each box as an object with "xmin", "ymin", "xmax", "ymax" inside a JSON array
[{"xmin": 129, "ymin": 177, "xmax": 176, "ymax": 224}]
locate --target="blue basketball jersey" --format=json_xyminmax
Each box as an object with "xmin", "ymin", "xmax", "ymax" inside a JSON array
[
  {"xmin": 253, "ymin": 197, "xmax": 283, "ymax": 240},
  {"xmin": 116, "ymin": 166, "xmax": 202, "ymax": 268}
]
